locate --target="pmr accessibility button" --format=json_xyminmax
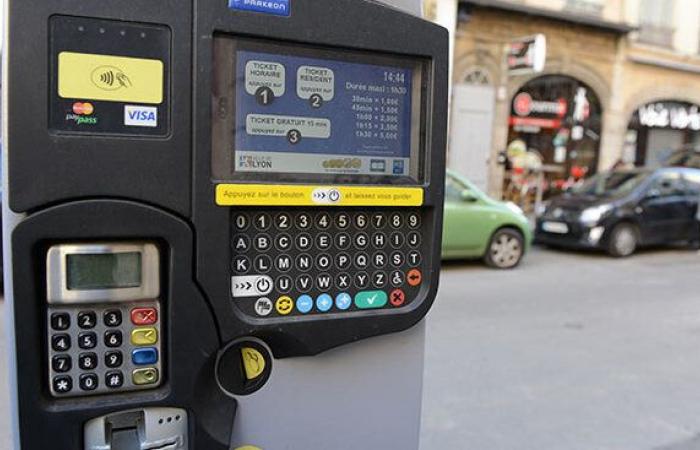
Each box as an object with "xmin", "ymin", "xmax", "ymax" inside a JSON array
[{"xmin": 354, "ymin": 291, "xmax": 388, "ymax": 310}]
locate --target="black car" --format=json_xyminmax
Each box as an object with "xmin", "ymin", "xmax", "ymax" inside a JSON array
[{"xmin": 536, "ymin": 167, "xmax": 700, "ymax": 257}]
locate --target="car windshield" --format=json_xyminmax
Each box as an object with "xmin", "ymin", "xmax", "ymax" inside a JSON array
[{"xmin": 572, "ymin": 171, "xmax": 649, "ymax": 196}]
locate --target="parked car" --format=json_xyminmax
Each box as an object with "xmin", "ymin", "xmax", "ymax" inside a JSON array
[
  {"xmin": 442, "ymin": 170, "xmax": 532, "ymax": 269},
  {"xmin": 662, "ymin": 146, "xmax": 700, "ymax": 169},
  {"xmin": 535, "ymin": 167, "xmax": 700, "ymax": 257}
]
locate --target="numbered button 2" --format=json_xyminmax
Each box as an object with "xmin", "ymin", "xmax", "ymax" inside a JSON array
[{"xmin": 78, "ymin": 311, "xmax": 97, "ymax": 329}]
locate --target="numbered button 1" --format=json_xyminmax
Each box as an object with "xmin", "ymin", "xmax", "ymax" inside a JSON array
[
  {"xmin": 105, "ymin": 351, "xmax": 123, "ymax": 369},
  {"xmin": 104, "ymin": 310, "xmax": 122, "ymax": 327},
  {"xmin": 79, "ymin": 352, "xmax": 98, "ymax": 371},
  {"xmin": 51, "ymin": 313, "xmax": 70, "ymax": 331},
  {"xmin": 105, "ymin": 371, "xmax": 124, "ymax": 389},
  {"xmin": 52, "ymin": 355, "xmax": 72, "ymax": 373},
  {"xmin": 79, "ymin": 373, "xmax": 99, "ymax": 391},
  {"xmin": 254, "ymin": 213, "xmax": 272, "ymax": 231},
  {"xmin": 78, "ymin": 311, "xmax": 97, "ymax": 329},
  {"xmin": 105, "ymin": 330, "xmax": 123, "ymax": 348},
  {"xmin": 51, "ymin": 334, "xmax": 71, "ymax": 352}
]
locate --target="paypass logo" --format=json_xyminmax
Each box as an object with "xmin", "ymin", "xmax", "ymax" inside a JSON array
[{"xmin": 124, "ymin": 105, "xmax": 158, "ymax": 128}]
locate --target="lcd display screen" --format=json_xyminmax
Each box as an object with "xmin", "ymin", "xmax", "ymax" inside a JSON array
[
  {"xmin": 212, "ymin": 37, "xmax": 426, "ymax": 184},
  {"xmin": 66, "ymin": 253, "xmax": 142, "ymax": 290}
]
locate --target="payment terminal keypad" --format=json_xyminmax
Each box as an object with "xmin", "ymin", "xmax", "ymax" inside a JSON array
[
  {"xmin": 230, "ymin": 209, "xmax": 426, "ymax": 318},
  {"xmin": 47, "ymin": 302, "xmax": 163, "ymax": 397}
]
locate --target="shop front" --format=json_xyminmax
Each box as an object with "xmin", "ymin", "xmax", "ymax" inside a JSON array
[
  {"xmin": 504, "ymin": 75, "xmax": 603, "ymax": 206},
  {"xmin": 626, "ymin": 100, "xmax": 700, "ymax": 167}
]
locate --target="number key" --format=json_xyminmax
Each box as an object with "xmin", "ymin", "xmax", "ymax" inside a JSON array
[
  {"xmin": 78, "ymin": 332, "xmax": 97, "ymax": 350},
  {"xmin": 275, "ymin": 213, "xmax": 292, "ymax": 230},
  {"xmin": 254, "ymin": 213, "xmax": 271, "ymax": 231},
  {"xmin": 52, "ymin": 355, "xmax": 72, "ymax": 373},
  {"xmin": 296, "ymin": 213, "xmax": 312, "ymax": 230},
  {"xmin": 78, "ymin": 311, "xmax": 97, "ymax": 329},
  {"xmin": 233, "ymin": 214, "xmax": 249, "ymax": 231},
  {"xmin": 104, "ymin": 310, "xmax": 122, "ymax": 327},
  {"xmin": 50, "ymin": 313, "xmax": 70, "ymax": 331},
  {"xmin": 390, "ymin": 213, "xmax": 403, "ymax": 229},
  {"xmin": 354, "ymin": 213, "xmax": 368, "ymax": 229},
  {"xmin": 408, "ymin": 213, "xmax": 421, "ymax": 229},
  {"xmin": 371, "ymin": 213, "xmax": 386, "ymax": 228},
  {"xmin": 105, "ymin": 330, "xmax": 123, "ymax": 348},
  {"xmin": 335, "ymin": 213, "xmax": 350, "ymax": 229},
  {"xmin": 79, "ymin": 373, "xmax": 99, "ymax": 391},
  {"xmin": 105, "ymin": 351, "xmax": 123, "ymax": 368},
  {"xmin": 79, "ymin": 353, "xmax": 98, "ymax": 370},
  {"xmin": 316, "ymin": 213, "xmax": 332, "ymax": 230}
]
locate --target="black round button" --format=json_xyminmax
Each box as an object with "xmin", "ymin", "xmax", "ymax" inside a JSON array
[{"xmin": 216, "ymin": 339, "xmax": 273, "ymax": 396}]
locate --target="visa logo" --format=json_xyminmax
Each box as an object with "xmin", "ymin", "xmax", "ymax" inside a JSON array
[{"xmin": 124, "ymin": 105, "xmax": 158, "ymax": 127}]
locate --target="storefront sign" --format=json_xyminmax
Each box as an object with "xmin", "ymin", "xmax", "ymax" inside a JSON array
[
  {"xmin": 638, "ymin": 102, "xmax": 700, "ymax": 130},
  {"xmin": 513, "ymin": 92, "xmax": 567, "ymax": 117},
  {"xmin": 507, "ymin": 34, "xmax": 547, "ymax": 75}
]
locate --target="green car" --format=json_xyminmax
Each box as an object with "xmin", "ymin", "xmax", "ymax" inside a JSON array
[{"xmin": 442, "ymin": 170, "xmax": 533, "ymax": 269}]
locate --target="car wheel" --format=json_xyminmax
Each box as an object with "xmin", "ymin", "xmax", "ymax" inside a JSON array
[
  {"xmin": 484, "ymin": 228, "xmax": 524, "ymax": 269},
  {"xmin": 607, "ymin": 223, "xmax": 638, "ymax": 257}
]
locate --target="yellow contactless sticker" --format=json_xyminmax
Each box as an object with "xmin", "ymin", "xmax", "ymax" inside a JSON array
[
  {"xmin": 58, "ymin": 52, "xmax": 164, "ymax": 104},
  {"xmin": 216, "ymin": 185, "xmax": 424, "ymax": 207},
  {"xmin": 240, "ymin": 348, "xmax": 266, "ymax": 381}
]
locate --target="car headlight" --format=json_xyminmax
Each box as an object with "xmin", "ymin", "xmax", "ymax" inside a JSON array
[
  {"xmin": 534, "ymin": 201, "xmax": 550, "ymax": 217},
  {"xmin": 579, "ymin": 205, "xmax": 612, "ymax": 225},
  {"xmin": 505, "ymin": 202, "xmax": 525, "ymax": 216}
]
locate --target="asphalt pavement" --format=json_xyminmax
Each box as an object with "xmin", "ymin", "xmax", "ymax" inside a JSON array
[
  {"xmin": 0, "ymin": 247, "xmax": 698, "ymax": 449},
  {"xmin": 421, "ymin": 246, "xmax": 700, "ymax": 450}
]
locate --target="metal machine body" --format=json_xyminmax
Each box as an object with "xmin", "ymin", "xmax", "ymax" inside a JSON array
[{"xmin": 3, "ymin": 0, "xmax": 448, "ymax": 448}]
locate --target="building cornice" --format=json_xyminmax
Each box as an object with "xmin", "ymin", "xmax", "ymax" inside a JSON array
[{"xmin": 460, "ymin": 0, "xmax": 635, "ymax": 34}]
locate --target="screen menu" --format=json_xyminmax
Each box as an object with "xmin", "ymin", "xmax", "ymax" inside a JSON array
[{"xmin": 212, "ymin": 38, "xmax": 425, "ymax": 184}]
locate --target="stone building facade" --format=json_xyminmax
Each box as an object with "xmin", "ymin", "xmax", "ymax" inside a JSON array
[{"xmin": 428, "ymin": 0, "xmax": 700, "ymax": 199}]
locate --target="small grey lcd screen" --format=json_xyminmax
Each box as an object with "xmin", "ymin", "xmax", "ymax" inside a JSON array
[{"xmin": 66, "ymin": 253, "xmax": 142, "ymax": 290}]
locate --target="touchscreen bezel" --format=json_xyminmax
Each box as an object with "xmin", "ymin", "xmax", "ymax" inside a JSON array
[{"xmin": 211, "ymin": 35, "xmax": 429, "ymax": 186}]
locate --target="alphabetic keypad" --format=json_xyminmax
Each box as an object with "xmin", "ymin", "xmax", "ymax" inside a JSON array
[
  {"xmin": 231, "ymin": 209, "xmax": 427, "ymax": 318},
  {"xmin": 47, "ymin": 302, "xmax": 163, "ymax": 398}
]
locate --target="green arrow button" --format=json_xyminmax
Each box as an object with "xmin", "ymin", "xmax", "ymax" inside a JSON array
[{"xmin": 354, "ymin": 291, "xmax": 388, "ymax": 309}]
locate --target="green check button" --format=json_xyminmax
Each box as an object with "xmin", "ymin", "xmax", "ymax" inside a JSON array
[{"xmin": 354, "ymin": 291, "xmax": 388, "ymax": 309}]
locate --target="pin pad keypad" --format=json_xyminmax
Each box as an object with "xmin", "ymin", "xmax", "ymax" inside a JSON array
[
  {"xmin": 230, "ymin": 209, "xmax": 427, "ymax": 318},
  {"xmin": 48, "ymin": 301, "xmax": 163, "ymax": 397}
]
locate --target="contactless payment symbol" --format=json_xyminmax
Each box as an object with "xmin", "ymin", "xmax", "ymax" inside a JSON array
[{"xmin": 91, "ymin": 66, "xmax": 132, "ymax": 92}]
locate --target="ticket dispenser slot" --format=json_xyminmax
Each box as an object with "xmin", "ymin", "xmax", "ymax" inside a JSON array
[{"xmin": 84, "ymin": 407, "xmax": 188, "ymax": 450}]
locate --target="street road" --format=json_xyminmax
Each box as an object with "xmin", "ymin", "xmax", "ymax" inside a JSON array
[
  {"xmin": 421, "ymin": 247, "xmax": 700, "ymax": 450},
  {"xmin": 0, "ymin": 247, "xmax": 698, "ymax": 449}
]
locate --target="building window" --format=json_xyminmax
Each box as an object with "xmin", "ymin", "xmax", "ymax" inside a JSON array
[
  {"xmin": 638, "ymin": 0, "xmax": 675, "ymax": 48},
  {"xmin": 564, "ymin": 0, "xmax": 603, "ymax": 17}
]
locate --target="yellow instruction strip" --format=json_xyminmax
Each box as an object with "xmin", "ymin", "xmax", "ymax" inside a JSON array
[
  {"xmin": 58, "ymin": 52, "xmax": 164, "ymax": 104},
  {"xmin": 216, "ymin": 184, "xmax": 424, "ymax": 207}
]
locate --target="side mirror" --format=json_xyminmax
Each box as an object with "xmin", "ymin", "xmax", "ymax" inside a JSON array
[
  {"xmin": 645, "ymin": 189, "xmax": 661, "ymax": 199},
  {"xmin": 460, "ymin": 190, "xmax": 479, "ymax": 202}
]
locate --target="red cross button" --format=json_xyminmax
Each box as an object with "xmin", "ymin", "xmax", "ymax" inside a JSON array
[
  {"xmin": 390, "ymin": 289, "xmax": 406, "ymax": 307},
  {"xmin": 131, "ymin": 307, "xmax": 158, "ymax": 326}
]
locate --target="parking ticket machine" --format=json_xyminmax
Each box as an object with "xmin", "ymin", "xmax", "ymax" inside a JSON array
[{"xmin": 3, "ymin": 0, "xmax": 448, "ymax": 448}]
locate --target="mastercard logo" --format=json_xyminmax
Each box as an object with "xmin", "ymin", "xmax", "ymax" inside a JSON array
[{"xmin": 72, "ymin": 102, "xmax": 95, "ymax": 116}]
